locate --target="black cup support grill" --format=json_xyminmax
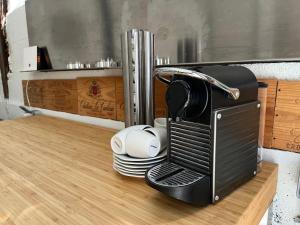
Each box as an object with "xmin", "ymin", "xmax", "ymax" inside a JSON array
[{"xmin": 147, "ymin": 162, "xmax": 204, "ymax": 187}]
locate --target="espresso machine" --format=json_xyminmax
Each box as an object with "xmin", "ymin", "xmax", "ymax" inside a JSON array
[{"xmin": 145, "ymin": 65, "xmax": 259, "ymax": 205}]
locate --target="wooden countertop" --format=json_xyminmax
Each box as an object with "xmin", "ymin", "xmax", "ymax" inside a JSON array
[{"xmin": 0, "ymin": 116, "xmax": 277, "ymax": 225}]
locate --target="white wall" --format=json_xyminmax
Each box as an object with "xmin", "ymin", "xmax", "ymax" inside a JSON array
[
  {"xmin": 7, "ymin": 0, "xmax": 25, "ymax": 15},
  {"xmin": 1, "ymin": 2, "xmax": 300, "ymax": 224},
  {"xmin": 263, "ymin": 149, "xmax": 300, "ymax": 225},
  {"xmin": 242, "ymin": 63, "xmax": 300, "ymax": 80}
]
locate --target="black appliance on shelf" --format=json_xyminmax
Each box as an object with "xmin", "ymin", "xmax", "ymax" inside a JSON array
[{"xmin": 145, "ymin": 65, "xmax": 259, "ymax": 206}]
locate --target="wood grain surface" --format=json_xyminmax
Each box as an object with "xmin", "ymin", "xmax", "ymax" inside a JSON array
[
  {"xmin": 22, "ymin": 80, "xmax": 44, "ymax": 108},
  {"xmin": 115, "ymin": 77, "xmax": 125, "ymax": 121},
  {"xmin": 154, "ymin": 78, "xmax": 168, "ymax": 118},
  {"xmin": 23, "ymin": 80, "xmax": 78, "ymax": 114},
  {"xmin": 258, "ymin": 79, "xmax": 278, "ymax": 148},
  {"xmin": 22, "ymin": 78, "xmax": 281, "ymax": 150},
  {"xmin": 0, "ymin": 116, "xmax": 277, "ymax": 225},
  {"xmin": 258, "ymin": 86, "xmax": 267, "ymax": 147},
  {"xmin": 77, "ymin": 77, "xmax": 116, "ymax": 120},
  {"xmin": 43, "ymin": 80, "xmax": 78, "ymax": 114},
  {"xmin": 272, "ymin": 81, "xmax": 300, "ymax": 152}
]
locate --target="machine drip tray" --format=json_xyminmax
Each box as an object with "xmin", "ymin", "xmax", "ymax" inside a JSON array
[{"xmin": 147, "ymin": 162, "xmax": 205, "ymax": 187}]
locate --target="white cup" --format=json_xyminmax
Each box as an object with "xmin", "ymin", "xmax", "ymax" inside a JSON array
[
  {"xmin": 144, "ymin": 127, "xmax": 167, "ymax": 151},
  {"xmin": 154, "ymin": 118, "xmax": 167, "ymax": 129},
  {"xmin": 111, "ymin": 125, "xmax": 151, "ymax": 155},
  {"xmin": 153, "ymin": 118, "xmax": 168, "ymax": 151},
  {"xmin": 126, "ymin": 129, "xmax": 160, "ymax": 158}
]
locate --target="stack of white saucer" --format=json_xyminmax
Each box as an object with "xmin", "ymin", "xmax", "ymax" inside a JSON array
[
  {"xmin": 111, "ymin": 118, "xmax": 167, "ymax": 178},
  {"xmin": 113, "ymin": 150, "xmax": 167, "ymax": 178}
]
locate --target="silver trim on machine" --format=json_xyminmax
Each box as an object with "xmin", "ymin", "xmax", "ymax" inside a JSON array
[
  {"xmin": 212, "ymin": 111, "xmax": 218, "ymax": 203},
  {"xmin": 154, "ymin": 67, "xmax": 240, "ymax": 100}
]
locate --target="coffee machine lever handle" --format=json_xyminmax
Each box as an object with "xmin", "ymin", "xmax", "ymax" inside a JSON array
[{"xmin": 154, "ymin": 67, "xmax": 240, "ymax": 100}]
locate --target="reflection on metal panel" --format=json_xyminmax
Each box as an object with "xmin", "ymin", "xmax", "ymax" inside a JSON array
[{"xmin": 26, "ymin": 0, "xmax": 300, "ymax": 69}]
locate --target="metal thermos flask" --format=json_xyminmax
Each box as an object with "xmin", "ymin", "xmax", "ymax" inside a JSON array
[{"xmin": 122, "ymin": 29, "xmax": 154, "ymax": 127}]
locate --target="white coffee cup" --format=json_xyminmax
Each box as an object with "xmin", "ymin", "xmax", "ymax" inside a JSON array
[
  {"xmin": 154, "ymin": 118, "xmax": 167, "ymax": 129},
  {"xmin": 111, "ymin": 125, "xmax": 151, "ymax": 155},
  {"xmin": 153, "ymin": 118, "xmax": 168, "ymax": 151},
  {"xmin": 144, "ymin": 127, "xmax": 167, "ymax": 151},
  {"xmin": 125, "ymin": 129, "xmax": 160, "ymax": 158}
]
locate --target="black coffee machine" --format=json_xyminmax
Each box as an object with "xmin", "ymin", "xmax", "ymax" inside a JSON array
[{"xmin": 145, "ymin": 65, "xmax": 259, "ymax": 206}]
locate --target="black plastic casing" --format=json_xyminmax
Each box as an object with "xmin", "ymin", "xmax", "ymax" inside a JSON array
[
  {"xmin": 146, "ymin": 65, "xmax": 259, "ymax": 206},
  {"xmin": 146, "ymin": 174, "xmax": 211, "ymax": 206}
]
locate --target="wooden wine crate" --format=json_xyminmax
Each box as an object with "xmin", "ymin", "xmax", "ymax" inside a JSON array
[
  {"xmin": 272, "ymin": 81, "xmax": 300, "ymax": 152},
  {"xmin": 77, "ymin": 77, "xmax": 117, "ymax": 120},
  {"xmin": 43, "ymin": 80, "xmax": 78, "ymax": 114},
  {"xmin": 22, "ymin": 79, "xmax": 78, "ymax": 114},
  {"xmin": 115, "ymin": 77, "xmax": 125, "ymax": 121},
  {"xmin": 258, "ymin": 79, "xmax": 278, "ymax": 148},
  {"xmin": 22, "ymin": 80, "xmax": 44, "ymax": 108},
  {"xmin": 22, "ymin": 77, "xmax": 281, "ymax": 151},
  {"xmin": 154, "ymin": 78, "xmax": 168, "ymax": 118}
]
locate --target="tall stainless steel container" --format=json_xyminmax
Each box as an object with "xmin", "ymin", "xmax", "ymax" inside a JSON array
[{"xmin": 122, "ymin": 29, "xmax": 154, "ymax": 127}]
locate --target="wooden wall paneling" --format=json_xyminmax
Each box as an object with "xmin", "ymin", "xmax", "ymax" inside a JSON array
[
  {"xmin": 115, "ymin": 77, "xmax": 125, "ymax": 121},
  {"xmin": 77, "ymin": 77, "xmax": 116, "ymax": 120},
  {"xmin": 22, "ymin": 80, "xmax": 45, "ymax": 108},
  {"xmin": 154, "ymin": 78, "xmax": 168, "ymax": 118},
  {"xmin": 258, "ymin": 79, "xmax": 278, "ymax": 148},
  {"xmin": 43, "ymin": 79, "xmax": 78, "ymax": 114},
  {"xmin": 22, "ymin": 77, "xmax": 169, "ymax": 121},
  {"xmin": 272, "ymin": 81, "xmax": 300, "ymax": 152}
]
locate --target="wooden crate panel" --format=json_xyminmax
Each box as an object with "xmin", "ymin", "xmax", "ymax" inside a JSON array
[
  {"xmin": 274, "ymin": 106, "xmax": 300, "ymax": 126},
  {"xmin": 273, "ymin": 125, "xmax": 300, "ymax": 153},
  {"xmin": 258, "ymin": 79, "xmax": 278, "ymax": 148},
  {"xmin": 77, "ymin": 77, "xmax": 116, "ymax": 120},
  {"xmin": 22, "ymin": 80, "xmax": 45, "ymax": 108},
  {"xmin": 272, "ymin": 81, "xmax": 300, "ymax": 152},
  {"xmin": 154, "ymin": 79, "xmax": 168, "ymax": 118},
  {"xmin": 276, "ymin": 81, "xmax": 300, "ymax": 106},
  {"xmin": 23, "ymin": 79, "xmax": 78, "ymax": 114},
  {"xmin": 43, "ymin": 80, "xmax": 78, "ymax": 114},
  {"xmin": 115, "ymin": 77, "xmax": 125, "ymax": 121}
]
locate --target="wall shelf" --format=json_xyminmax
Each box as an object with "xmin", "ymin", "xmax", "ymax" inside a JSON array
[{"xmin": 21, "ymin": 67, "xmax": 122, "ymax": 73}]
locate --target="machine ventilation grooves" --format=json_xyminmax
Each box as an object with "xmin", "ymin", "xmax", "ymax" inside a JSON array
[{"xmin": 169, "ymin": 120, "xmax": 211, "ymax": 175}]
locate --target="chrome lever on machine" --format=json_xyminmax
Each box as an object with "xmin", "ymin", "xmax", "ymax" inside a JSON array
[{"xmin": 154, "ymin": 67, "xmax": 241, "ymax": 100}]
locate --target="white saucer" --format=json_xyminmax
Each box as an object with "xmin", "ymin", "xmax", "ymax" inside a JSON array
[
  {"xmin": 114, "ymin": 150, "xmax": 167, "ymax": 162},
  {"xmin": 112, "ymin": 149, "xmax": 167, "ymax": 178},
  {"xmin": 114, "ymin": 163, "xmax": 147, "ymax": 173},
  {"xmin": 113, "ymin": 156, "xmax": 166, "ymax": 166},
  {"xmin": 113, "ymin": 160, "xmax": 161, "ymax": 169},
  {"xmin": 113, "ymin": 165, "xmax": 145, "ymax": 178},
  {"xmin": 113, "ymin": 167, "xmax": 144, "ymax": 178}
]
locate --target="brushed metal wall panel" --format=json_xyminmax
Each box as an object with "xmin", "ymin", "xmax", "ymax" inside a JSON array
[{"xmin": 26, "ymin": 0, "xmax": 300, "ymax": 69}]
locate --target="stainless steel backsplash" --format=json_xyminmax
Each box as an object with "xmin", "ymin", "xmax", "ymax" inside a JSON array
[{"xmin": 26, "ymin": 0, "xmax": 300, "ymax": 69}]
